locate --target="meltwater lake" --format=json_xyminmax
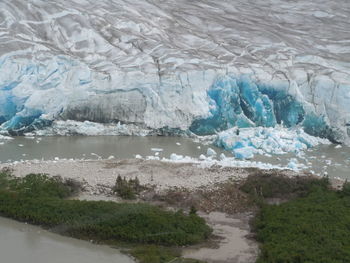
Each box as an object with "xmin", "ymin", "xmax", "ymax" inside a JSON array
[{"xmin": 0, "ymin": 136, "xmax": 349, "ymax": 180}]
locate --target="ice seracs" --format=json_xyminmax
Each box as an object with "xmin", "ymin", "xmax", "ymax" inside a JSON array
[{"xmin": 0, "ymin": 0, "xmax": 349, "ymax": 145}]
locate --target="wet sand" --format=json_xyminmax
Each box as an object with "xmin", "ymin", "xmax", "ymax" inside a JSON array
[{"xmin": 183, "ymin": 212, "xmax": 258, "ymax": 263}]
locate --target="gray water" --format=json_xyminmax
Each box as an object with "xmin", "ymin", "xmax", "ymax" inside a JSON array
[
  {"xmin": 253, "ymin": 144, "xmax": 350, "ymax": 180},
  {"xmin": 0, "ymin": 136, "xmax": 349, "ymax": 262},
  {"xmin": 0, "ymin": 136, "xmax": 349, "ymax": 179},
  {"xmin": 0, "ymin": 216, "xmax": 134, "ymax": 263},
  {"xmin": 0, "ymin": 136, "xmax": 228, "ymax": 162}
]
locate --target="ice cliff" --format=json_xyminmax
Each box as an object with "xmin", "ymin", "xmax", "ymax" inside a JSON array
[{"xmin": 0, "ymin": 0, "xmax": 349, "ymax": 144}]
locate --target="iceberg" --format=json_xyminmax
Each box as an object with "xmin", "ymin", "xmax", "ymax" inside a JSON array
[
  {"xmin": 0, "ymin": 0, "xmax": 349, "ymax": 146},
  {"xmin": 216, "ymin": 126, "xmax": 330, "ymax": 159}
]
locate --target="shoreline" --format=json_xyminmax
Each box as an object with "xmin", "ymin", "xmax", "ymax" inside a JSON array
[
  {"xmin": 0, "ymin": 158, "xmax": 344, "ymax": 263},
  {"xmin": 0, "ymin": 158, "xmax": 316, "ymax": 263},
  {"xmin": 0, "ymin": 158, "xmax": 302, "ymax": 192}
]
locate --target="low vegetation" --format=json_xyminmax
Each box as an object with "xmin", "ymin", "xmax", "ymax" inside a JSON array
[
  {"xmin": 3, "ymin": 167, "xmax": 349, "ymax": 263},
  {"xmin": 129, "ymin": 246, "xmax": 205, "ymax": 263},
  {"xmin": 240, "ymin": 172, "xmax": 330, "ymax": 204},
  {"xmin": 0, "ymin": 170, "xmax": 211, "ymax": 263},
  {"xmin": 243, "ymin": 173, "xmax": 350, "ymax": 263},
  {"xmin": 113, "ymin": 175, "xmax": 143, "ymax": 200}
]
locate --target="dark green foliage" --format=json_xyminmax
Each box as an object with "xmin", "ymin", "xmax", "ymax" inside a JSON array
[
  {"xmin": 0, "ymin": 170, "xmax": 11, "ymax": 190},
  {"xmin": 341, "ymin": 181, "xmax": 350, "ymax": 196},
  {"xmin": 113, "ymin": 175, "xmax": 143, "ymax": 199},
  {"xmin": 253, "ymin": 184, "xmax": 350, "ymax": 263},
  {"xmin": 0, "ymin": 173, "xmax": 211, "ymax": 247},
  {"xmin": 130, "ymin": 245, "xmax": 180, "ymax": 263},
  {"xmin": 9, "ymin": 174, "xmax": 74, "ymax": 198},
  {"xmin": 190, "ymin": 206, "xmax": 197, "ymax": 216},
  {"xmin": 240, "ymin": 173, "xmax": 329, "ymax": 202}
]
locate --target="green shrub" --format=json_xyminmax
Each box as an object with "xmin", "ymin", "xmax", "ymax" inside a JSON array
[
  {"xmin": 240, "ymin": 173, "xmax": 329, "ymax": 202},
  {"xmin": 8, "ymin": 174, "xmax": 74, "ymax": 198},
  {"xmin": 0, "ymin": 170, "xmax": 11, "ymax": 190},
  {"xmin": 253, "ymin": 185, "xmax": 350, "ymax": 263},
  {"xmin": 130, "ymin": 246, "xmax": 206, "ymax": 263},
  {"xmin": 341, "ymin": 181, "xmax": 350, "ymax": 196},
  {"xmin": 113, "ymin": 175, "xmax": 143, "ymax": 199},
  {"xmin": 0, "ymin": 173, "xmax": 212, "ymax": 247}
]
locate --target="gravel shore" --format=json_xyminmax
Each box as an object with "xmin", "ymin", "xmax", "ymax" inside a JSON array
[{"xmin": 0, "ymin": 158, "xmax": 256, "ymax": 192}]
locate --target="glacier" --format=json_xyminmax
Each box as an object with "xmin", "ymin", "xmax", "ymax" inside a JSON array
[{"xmin": 0, "ymin": 0, "xmax": 349, "ymax": 146}]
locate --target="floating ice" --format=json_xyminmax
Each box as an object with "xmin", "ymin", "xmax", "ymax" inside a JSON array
[
  {"xmin": 335, "ymin": 145, "xmax": 342, "ymax": 149},
  {"xmin": 216, "ymin": 126, "xmax": 330, "ymax": 159},
  {"xmin": 0, "ymin": 135, "xmax": 13, "ymax": 140},
  {"xmin": 206, "ymin": 148, "xmax": 217, "ymax": 157},
  {"xmin": 170, "ymin": 153, "xmax": 184, "ymax": 161},
  {"xmin": 199, "ymin": 154, "xmax": 206, "ymax": 160},
  {"xmin": 287, "ymin": 158, "xmax": 307, "ymax": 171},
  {"xmin": 233, "ymin": 147, "xmax": 255, "ymax": 160},
  {"xmin": 151, "ymin": 148, "xmax": 164, "ymax": 152},
  {"xmin": 219, "ymin": 153, "xmax": 226, "ymax": 160}
]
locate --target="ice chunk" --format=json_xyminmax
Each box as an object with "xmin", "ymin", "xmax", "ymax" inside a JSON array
[
  {"xmin": 170, "ymin": 153, "xmax": 184, "ymax": 161},
  {"xmin": 216, "ymin": 126, "xmax": 329, "ymax": 159},
  {"xmin": 206, "ymin": 147, "xmax": 217, "ymax": 156},
  {"xmin": 199, "ymin": 154, "xmax": 207, "ymax": 160},
  {"xmin": 335, "ymin": 144, "xmax": 342, "ymax": 149},
  {"xmin": 151, "ymin": 148, "xmax": 163, "ymax": 152},
  {"xmin": 220, "ymin": 153, "xmax": 226, "ymax": 160},
  {"xmin": 234, "ymin": 147, "xmax": 255, "ymax": 159},
  {"xmin": 287, "ymin": 158, "xmax": 299, "ymax": 170}
]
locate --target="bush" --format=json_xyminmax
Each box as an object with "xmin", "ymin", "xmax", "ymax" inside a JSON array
[
  {"xmin": 253, "ymin": 185, "xmax": 350, "ymax": 262},
  {"xmin": 9, "ymin": 174, "xmax": 74, "ymax": 198},
  {"xmin": 0, "ymin": 173, "xmax": 212, "ymax": 247},
  {"xmin": 240, "ymin": 173, "xmax": 329, "ymax": 202},
  {"xmin": 341, "ymin": 181, "xmax": 350, "ymax": 196},
  {"xmin": 113, "ymin": 175, "xmax": 143, "ymax": 199},
  {"xmin": 130, "ymin": 246, "xmax": 206, "ymax": 263}
]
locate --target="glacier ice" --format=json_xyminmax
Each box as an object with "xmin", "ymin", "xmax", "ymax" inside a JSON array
[
  {"xmin": 0, "ymin": 0, "xmax": 349, "ymax": 145},
  {"xmin": 216, "ymin": 126, "xmax": 330, "ymax": 159},
  {"xmin": 206, "ymin": 147, "xmax": 217, "ymax": 157}
]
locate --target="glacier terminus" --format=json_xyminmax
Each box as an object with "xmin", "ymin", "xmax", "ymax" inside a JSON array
[{"xmin": 0, "ymin": 0, "xmax": 349, "ymax": 146}]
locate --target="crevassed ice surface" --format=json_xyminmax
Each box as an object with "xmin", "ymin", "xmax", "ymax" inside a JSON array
[{"xmin": 0, "ymin": 0, "xmax": 349, "ymax": 143}]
